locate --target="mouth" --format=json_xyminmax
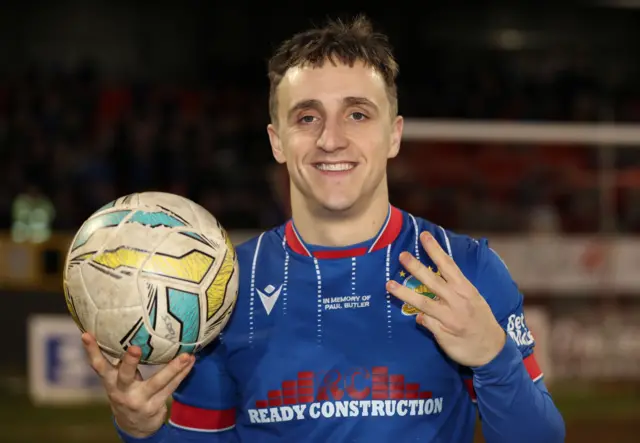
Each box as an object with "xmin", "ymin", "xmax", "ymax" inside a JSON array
[{"xmin": 313, "ymin": 162, "xmax": 357, "ymax": 173}]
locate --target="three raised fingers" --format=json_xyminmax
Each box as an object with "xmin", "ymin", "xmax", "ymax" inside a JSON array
[
  {"xmin": 117, "ymin": 346, "xmax": 143, "ymax": 390},
  {"xmin": 386, "ymin": 279, "xmax": 446, "ymax": 322},
  {"xmin": 398, "ymin": 252, "xmax": 448, "ymax": 301},
  {"xmin": 151, "ymin": 358, "xmax": 196, "ymax": 404},
  {"xmin": 419, "ymin": 232, "xmax": 465, "ymax": 283},
  {"xmin": 143, "ymin": 353, "xmax": 195, "ymax": 398},
  {"xmin": 81, "ymin": 332, "xmax": 116, "ymax": 379}
]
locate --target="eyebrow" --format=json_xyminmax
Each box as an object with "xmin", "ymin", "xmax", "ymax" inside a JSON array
[
  {"xmin": 343, "ymin": 96, "xmax": 378, "ymax": 110},
  {"xmin": 286, "ymin": 96, "xmax": 379, "ymax": 120},
  {"xmin": 287, "ymin": 99, "xmax": 322, "ymax": 121}
]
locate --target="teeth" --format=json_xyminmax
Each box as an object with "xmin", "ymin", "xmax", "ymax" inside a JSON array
[{"xmin": 315, "ymin": 163, "xmax": 354, "ymax": 171}]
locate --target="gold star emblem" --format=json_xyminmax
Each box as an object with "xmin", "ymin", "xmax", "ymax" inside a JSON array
[{"xmin": 399, "ymin": 270, "xmax": 406, "ymax": 277}]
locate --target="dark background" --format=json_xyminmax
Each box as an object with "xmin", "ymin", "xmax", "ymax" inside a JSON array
[
  {"xmin": 2, "ymin": 1, "xmax": 640, "ymax": 234},
  {"xmin": 2, "ymin": 1, "xmax": 640, "ymax": 442}
]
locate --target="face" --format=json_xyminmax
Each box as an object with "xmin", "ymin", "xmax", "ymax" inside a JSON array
[{"xmin": 267, "ymin": 60, "xmax": 403, "ymax": 214}]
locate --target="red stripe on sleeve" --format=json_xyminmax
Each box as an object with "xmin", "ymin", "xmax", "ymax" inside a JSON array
[
  {"xmin": 170, "ymin": 401, "xmax": 235, "ymax": 431},
  {"xmin": 463, "ymin": 378, "xmax": 477, "ymax": 402},
  {"xmin": 524, "ymin": 354, "xmax": 543, "ymax": 382},
  {"xmin": 463, "ymin": 353, "xmax": 543, "ymax": 403}
]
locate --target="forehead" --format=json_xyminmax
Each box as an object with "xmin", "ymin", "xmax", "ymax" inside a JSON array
[{"xmin": 278, "ymin": 60, "xmax": 388, "ymax": 109}]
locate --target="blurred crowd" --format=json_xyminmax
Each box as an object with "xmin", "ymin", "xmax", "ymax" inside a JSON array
[
  {"xmin": 400, "ymin": 50, "xmax": 640, "ymax": 122},
  {"xmin": 0, "ymin": 65, "xmax": 285, "ymax": 236},
  {"xmin": 2, "ymin": 58, "xmax": 640, "ymax": 237}
]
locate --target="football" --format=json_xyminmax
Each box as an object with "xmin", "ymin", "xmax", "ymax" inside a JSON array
[{"xmin": 62, "ymin": 192, "xmax": 239, "ymax": 365}]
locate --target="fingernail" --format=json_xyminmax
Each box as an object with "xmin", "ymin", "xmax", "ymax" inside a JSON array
[
  {"xmin": 421, "ymin": 232, "xmax": 431, "ymax": 241},
  {"xmin": 179, "ymin": 353, "xmax": 191, "ymax": 365},
  {"xmin": 387, "ymin": 280, "xmax": 398, "ymax": 290},
  {"xmin": 399, "ymin": 252, "xmax": 411, "ymax": 264},
  {"xmin": 81, "ymin": 334, "xmax": 89, "ymax": 345}
]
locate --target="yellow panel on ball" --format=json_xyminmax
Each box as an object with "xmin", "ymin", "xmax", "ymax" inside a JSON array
[
  {"xmin": 92, "ymin": 247, "xmax": 214, "ymax": 284},
  {"xmin": 205, "ymin": 234, "xmax": 236, "ymax": 320}
]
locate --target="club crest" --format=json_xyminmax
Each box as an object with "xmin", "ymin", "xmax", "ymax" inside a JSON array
[{"xmin": 399, "ymin": 269, "xmax": 438, "ymax": 316}]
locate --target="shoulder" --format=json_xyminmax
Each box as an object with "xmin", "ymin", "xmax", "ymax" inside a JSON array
[
  {"xmin": 412, "ymin": 216, "xmax": 485, "ymax": 270},
  {"xmin": 411, "ymin": 215, "xmax": 520, "ymax": 320},
  {"xmin": 234, "ymin": 224, "xmax": 286, "ymax": 264}
]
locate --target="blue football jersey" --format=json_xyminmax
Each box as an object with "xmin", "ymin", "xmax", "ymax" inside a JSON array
[{"xmin": 167, "ymin": 206, "xmax": 543, "ymax": 442}]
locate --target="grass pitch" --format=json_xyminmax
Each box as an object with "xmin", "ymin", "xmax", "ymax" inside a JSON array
[{"xmin": 1, "ymin": 381, "xmax": 639, "ymax": 443}]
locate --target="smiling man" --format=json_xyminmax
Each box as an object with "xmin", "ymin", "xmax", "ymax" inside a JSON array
[{"xmin": 83, "ymin": 15, "xmax": 565, "ymax": 443}]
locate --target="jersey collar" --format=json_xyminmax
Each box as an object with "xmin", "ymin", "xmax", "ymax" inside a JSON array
[{"xmin": 284, "ymin": 205, "xmax": 403, "ymax": 259}]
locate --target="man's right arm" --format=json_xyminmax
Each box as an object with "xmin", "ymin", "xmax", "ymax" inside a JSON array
[{"xmin": 115, "ymin": 340, "xmax": 239, "ymax": 443}]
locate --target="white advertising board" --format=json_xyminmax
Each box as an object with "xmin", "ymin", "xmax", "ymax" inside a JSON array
[{"xmin": 27, "ymin": 315, "xmax": 160, "ymax": 405}]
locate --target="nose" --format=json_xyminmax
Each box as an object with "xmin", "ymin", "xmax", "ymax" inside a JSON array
[{"xmin": 316, "ymin": 118, "xmax": 348, "ymax": 152}]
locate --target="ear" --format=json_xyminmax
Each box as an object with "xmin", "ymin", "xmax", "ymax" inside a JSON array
[
  {"xmin": 388, "ymin": 115, "xmax": 404, "ymax": 159},
  {"xmin": 267, "ymin": 123, "xmax": 286, "ymax": 164}
]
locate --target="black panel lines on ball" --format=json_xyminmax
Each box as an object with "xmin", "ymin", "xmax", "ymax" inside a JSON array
[
  {"xmin": 100, "ymin": 245, "xmax": 149, "ymax": 255},
  {"xmin": 87, "ymin": 246, "xmax": 215, "ymax": 285},
  {"xmin": 69, "ymin": 251, "xmax": 97, "ymax": 263},
  {"xmin": 205, "ymin": 302, "xmax": 235, "ymax": 336},
  {"xmin": 147, "ymin": 284, "xmax": 158, "ymax": 309},
  {"xmin": 165, "ymin": 289, "xmax": 184, "ymax": 343},
  {"xmin": 98, "ymin": 246, "xmax": 215, "ymax": 262},
  {"xmin": 69, "ymin": 297, "xmax": 85, "ymax": 332},
  {"xmin": 118, "ymin": 295, "xmax": 157, "ymax": 362},
  {"xmin": 64, "ymin": 284, "xmax": 85, "ymax": 332},
  {"xmin": 148, "ymin": 294, "xmax": 158, "ymax": 329},
  {"xmin": 207, "ymin": 264, "xmax": 235, "ymax": 321},
  {"xmin": 70, "ymin": 210, "xmax": 133, "ymax": 252},
  {"xmin": 88, "ymin": 262, "xmax": 123, "ymax": 279},
  {"xmin": 120, "ymin": 317, "xmax": 143, "ymax": 346},
  {"xmin": 156, "ymin": 205, "xmax": 191, "ymax": 226},
  {"xmin": 121, "ymin": 194, "xmax": 135, "ymax": 205},
  {"xmin": 177, "ymin": 231, "xmax": 214, "ymax": 248}
]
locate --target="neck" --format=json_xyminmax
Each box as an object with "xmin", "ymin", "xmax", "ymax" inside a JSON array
[{"xmin": 290, "ymin": 184, "xmax": 391, "ymax": 247}]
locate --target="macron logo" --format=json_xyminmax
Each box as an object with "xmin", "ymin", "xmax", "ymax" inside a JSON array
[{"xmin": 257, "ymin": 284, "xmax": 282, "ymax": 315}]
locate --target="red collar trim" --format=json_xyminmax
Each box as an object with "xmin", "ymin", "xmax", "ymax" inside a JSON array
[{"xmin": 284, "ymin": 206, "xmax": 403, "ymax": 259}]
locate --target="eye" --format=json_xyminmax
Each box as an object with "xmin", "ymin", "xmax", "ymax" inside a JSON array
[
  {"xmin": 350, "ymin": 112, "xmax": 368, "ymax": 121},
  {"xmin": 299, "ymin": 115, "xmax": 317, "ymax": 124}
]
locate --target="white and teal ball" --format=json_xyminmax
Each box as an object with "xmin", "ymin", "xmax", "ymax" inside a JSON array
[{"xmin": 63, "ymin": 192, "xmax": 239, "ymax": 364}]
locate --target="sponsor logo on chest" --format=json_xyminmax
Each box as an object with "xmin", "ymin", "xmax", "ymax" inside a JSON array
[{"xmin": 246, "ymin": 366, "xmax": 444, "ymax": 425}]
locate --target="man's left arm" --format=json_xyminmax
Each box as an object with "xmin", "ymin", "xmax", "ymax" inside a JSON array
[{"xmin": 471, "ymin": 241, "xmax": 565, "ymax": 443}]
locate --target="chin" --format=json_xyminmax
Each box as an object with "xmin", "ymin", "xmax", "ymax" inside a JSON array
[{"xmin": 315, "ymin": 194, "xmax": 360, "ymax": 213}]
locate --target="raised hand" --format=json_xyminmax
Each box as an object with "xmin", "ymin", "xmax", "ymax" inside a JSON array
[
  {"xmin": 82, "ymin": 333, "xmax": 195, "ymax": 437},
  {"xmin": 386, "ymin": 232, "xmax": 506, "ymax": 368}
]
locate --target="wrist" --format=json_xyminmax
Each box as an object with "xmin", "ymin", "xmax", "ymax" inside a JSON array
[
  {"xmin": 471, "ymin": 334, "xmax": 521, "ymax": 382},
  {"xmin": 114, "ymin": 416, "xmax": 165, "ymax": 441},
  {"xmin": 474, "ymin": 326, "xmax": 507, "ymax": 367}
]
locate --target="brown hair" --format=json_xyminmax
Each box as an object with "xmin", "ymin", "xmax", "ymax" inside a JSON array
[{"xmin": 267, "ymin": 15, "xmax": 399, "ymax": 124}]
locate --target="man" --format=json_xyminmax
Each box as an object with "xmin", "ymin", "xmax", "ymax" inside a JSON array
[{"xmin": 83, "ymin": 16, "xmax": 565, "ymax": 443}]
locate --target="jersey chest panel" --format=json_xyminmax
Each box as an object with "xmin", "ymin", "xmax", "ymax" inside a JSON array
[{"xmin": 225, "ymin": 248, "xmax": 466, "ymax": 429}]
